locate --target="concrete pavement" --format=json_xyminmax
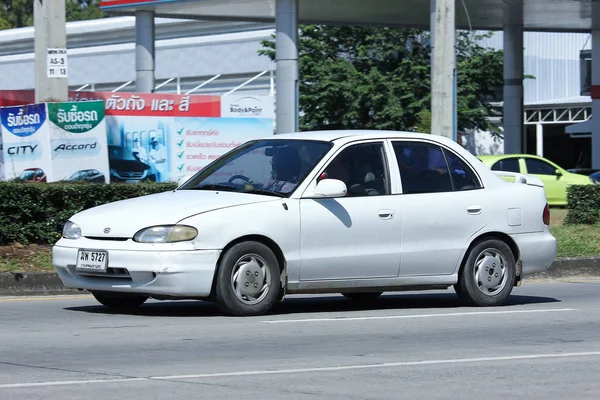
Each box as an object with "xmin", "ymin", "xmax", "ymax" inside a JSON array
[{"xmin": 1, "ymin": 280, "xmax": 599, "ymax": 399}]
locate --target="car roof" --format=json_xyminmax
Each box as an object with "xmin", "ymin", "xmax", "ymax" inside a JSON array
[
  {"xmin": 260, "ymin": 130, "xmax": 457, "ymax": 146},
  {"xmin": 478, "ymin": 154, "xmax": 546, "ymax": 160}
]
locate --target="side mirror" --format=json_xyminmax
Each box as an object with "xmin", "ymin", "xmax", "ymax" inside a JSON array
[
  {"xmin": 311, "ymin": 179, "xmax": 347, "ymax": 198},
  {"xmin": 555, "ymin": 169, "xmax": 563, "ymax": 177},
  {"xmin": 178, "ymin": 175, "xmax": 193, "ymax": 187}
]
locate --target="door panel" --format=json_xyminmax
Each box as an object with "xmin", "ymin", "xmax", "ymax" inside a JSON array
[
  {"xmin": 523, "ymin": 158, "xmax": 565, "ymax": 204},
  {"xmin": 299, "ymin": 141, "xmax": 402, "ymax": 281},
  {"xmin": 391, "ymin": 140, "xmax": 490, "ymax": 276},
  {"xmin": 299, "ymin": 197, "xmax": 402, "ymax": 280},
  {"xmin": 399, "ymin": 191, "xmax": 489, "ymax": 276}
]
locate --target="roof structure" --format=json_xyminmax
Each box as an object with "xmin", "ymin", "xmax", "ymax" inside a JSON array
[
  {"xmin": 100, "ymin": 0, "xmax": 600, "ymax": 33},
  {"xmin": 0, "ymin": 16, "xmax": 275, "ymax": 95}
]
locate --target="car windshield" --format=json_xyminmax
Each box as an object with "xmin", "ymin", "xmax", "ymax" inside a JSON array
[
  {"xmin": 19, "ymin": 170, "xmax": 35, "ymax": 180},
  {"xmin": 69, "ymin": 171, "xmax": 87, "ymax": 179},
  {"xmin": 179, "ymin": 139, "xmax": 333, "ymax": 197}
]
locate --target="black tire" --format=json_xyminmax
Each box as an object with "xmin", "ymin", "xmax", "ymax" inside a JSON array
[
  {"xmin": 455, "ymin": 239, "xmax": 516, "ymax": 307},
  {"xmin": 342, "ymin": 292, "xmax": 383, "ymax": 301},
  {"xmin": 92, "ymin": 292, "xmax": 148, "ymax": 309},
  {"xmin": 214, "ymin": 241, "xmax": 282, "ymax": 316}
]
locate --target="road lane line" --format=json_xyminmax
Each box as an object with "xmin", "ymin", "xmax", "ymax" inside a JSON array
[
  {"xmin": 2, "ymin": 350, "xmax": 600, "ymax": 389},
  {"xmin": 0, "ymin": 378, "xmax": 146, "ymax": 389},
  {"xmin": 263, "ymin": 308, "xmax": 577, "ymax": 323},
  {"xmin": 153, "ymin": 351, "xmax": 600, "ymax": 379}
]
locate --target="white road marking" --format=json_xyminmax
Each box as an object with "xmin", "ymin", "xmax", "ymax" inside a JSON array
[
  {"xmin": 0, "ymin": 378, "xmax": 146, "ymax": 389},
  {"xmin": 263, "ymin": 308, "xmax": 577, "ymax": 324},
  {"xmin": 2, "ymin": 350, "xmax": 600, "ymax": 389}
]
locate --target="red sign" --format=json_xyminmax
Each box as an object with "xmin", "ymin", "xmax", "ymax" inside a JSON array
[{"xmin": 0, "ymin": 90, "xmax": 221, "ymax": 117}]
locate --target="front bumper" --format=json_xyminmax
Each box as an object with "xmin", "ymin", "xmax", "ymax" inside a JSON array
[
  {"xmin": 511, "ymin": 230, "xmax": 557, "ymax": 276},
  {"xmin": 52, "ymin": 243, "xmax": 221, "ymax": 298}
]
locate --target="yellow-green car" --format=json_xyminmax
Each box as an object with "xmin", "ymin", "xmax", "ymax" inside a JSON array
[{"xmin": 477, "ymin": 154, "xmax": 593, "ymax": 206}]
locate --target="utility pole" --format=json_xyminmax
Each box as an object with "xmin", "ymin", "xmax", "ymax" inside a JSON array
[
  {"xmin": 430, "ymin": 0, "xmax": 455, "ymax": 139},
  {"xmin": 34, "ymin": 0, "xmax": 68, "ymax": 103}
]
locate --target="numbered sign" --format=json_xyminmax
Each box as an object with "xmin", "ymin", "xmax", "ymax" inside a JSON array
[{"xmin": 47, "ymin": 48, "xmax": 68, "ymax": 78}]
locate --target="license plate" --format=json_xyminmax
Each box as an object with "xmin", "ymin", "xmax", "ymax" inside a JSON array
[{"xmin": 76, "ymin": 249, "xmax": 108, "ymax": 272}]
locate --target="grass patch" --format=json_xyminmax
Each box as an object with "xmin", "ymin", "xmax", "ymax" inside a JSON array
[
  {"xmin": 550, "ymin": 208, "xmax": 600, "ymax": 258},
  {"xmin": 0, "ymin": 207, "xmax": 598, "ymax": 273},
  {"xmin": 0, "ymin": 244, "xmax": 53, "ymax": 273}
]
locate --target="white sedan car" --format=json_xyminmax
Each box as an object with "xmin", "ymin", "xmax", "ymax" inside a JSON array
[{"xmin": 53, "ymin": 130, "xmax": 557, "ymax": 316}]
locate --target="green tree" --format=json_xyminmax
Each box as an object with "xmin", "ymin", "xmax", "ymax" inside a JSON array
[
  {"xmin": 0, "ymin": 0, "xmax": 103, "ymax": 30},
  {"xmin": 259, "ymin": 26, "xmax": 506, "ymax": 137},
  {"xmin": 0, "ymin": 0, "xmax": 33, "ymax": 30},
  {"xmin": 66, "ymin": 0, "xmax": 104, "ymax": 23}
]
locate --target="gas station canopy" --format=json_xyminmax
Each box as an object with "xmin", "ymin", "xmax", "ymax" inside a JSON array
[{"xmin": 100, "ymin": 0, "xmax": 599, "ymax": 32}]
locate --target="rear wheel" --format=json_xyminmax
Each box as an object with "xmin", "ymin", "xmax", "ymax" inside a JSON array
[
  {"xmin": 92, "ymin": 292, "xmax": 148, "ymax": 309},
  {"xmin": 342, "ymin": 292, "xmax": 383, "ymax": 301},
  {"xmin": 214, "ymin": 241, "xmax": 281, "ymax": 316},
  {"xmin": 455, "ymin": 239, "xmax": 516, "ymax": 307}
]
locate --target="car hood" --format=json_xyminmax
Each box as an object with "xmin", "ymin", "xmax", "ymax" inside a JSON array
[{"xmin": 70, "ymin": 190, "xmax": 278, "ymax": 238}]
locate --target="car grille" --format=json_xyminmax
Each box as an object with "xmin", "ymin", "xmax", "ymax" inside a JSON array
[
  {"xmin": 70, "ymin": 266, "xmax": 133, "ymax": 282},
  {"xmin": 84, "ymin": 236, "xmax": 129, "ymax": 241},
  {"xmin": 115, "ymin": 171, "xmax": 145, "ymax": 179}
]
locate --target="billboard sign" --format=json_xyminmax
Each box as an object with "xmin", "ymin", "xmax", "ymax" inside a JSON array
[
  {"xmin": 0, "ymin": 103, "xmax": 51, "ymax": 182},
  {"xmin": 0, "ymin": 90, "xmax": 275, "ymax": 183},
  {"xmin": 48, "ymin": 101, "xmax": 110, "ymax": 183}
]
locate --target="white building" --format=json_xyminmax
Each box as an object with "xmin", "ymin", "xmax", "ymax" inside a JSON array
[{"xmin": 0, "ymin": 17, "xmax": 276, "ymax": 96}]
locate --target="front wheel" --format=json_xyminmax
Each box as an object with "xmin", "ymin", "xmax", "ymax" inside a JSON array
[
  {"xmin": 214, "ymin": 241, "xmax": 282, "ymax": 316},
  {"xmin": 455, "ymin": 239, "xmax": 516, "ymax": 307},
  {"xmin": 92, "ymin": 292, "xmax": 148, "ymax": 309}
]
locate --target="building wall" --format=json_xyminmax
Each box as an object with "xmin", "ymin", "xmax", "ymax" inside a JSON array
[
  {"xmin": 477, "ymin": 30, "xmax": 591, "ymax": 105},
  {"xmin": 0, "ymin": 17, "xmax": 276, "ymax": 95}
]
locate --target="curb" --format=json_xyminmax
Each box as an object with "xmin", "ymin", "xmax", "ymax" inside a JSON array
[
  {"xmin": 1, "ymin": 257, "xmax": 600, "ymax": 297},
  {"xmin": 526, "ymin": 257, "xmax": 600, "ymax": 280},
  {"xmin": 0, "ymin": 272, "xmax": 81, "ymax": 296}
]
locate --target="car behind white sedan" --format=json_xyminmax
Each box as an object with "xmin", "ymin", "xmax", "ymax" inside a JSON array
[{"xmin": 53, "ymin": 130, "xmax": 557, "ymax": 316}]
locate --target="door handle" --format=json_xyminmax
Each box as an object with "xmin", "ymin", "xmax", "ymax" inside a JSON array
[
  {"xmin": 378, "ymin": 209, "xmax": 394, "ymax": 220},
  {"xmin": 467, "ymin": 205, "xmax": 482, "ymax": 215}
]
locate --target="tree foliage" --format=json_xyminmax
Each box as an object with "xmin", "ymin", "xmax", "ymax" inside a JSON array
[
  {"xmin": 0, "ymin": 0, "xmax": 104, "ymax": 30},
  {"xmin": 260, "ymin": 26, "xmax": 505, "ymax": 136},
  {"xmin": 65, "ymin": 0, "xmax": 104, "ymax": 22},
  {"xmin": 0, "ymin": 0, "xmax": 32, "ymax": 30}
]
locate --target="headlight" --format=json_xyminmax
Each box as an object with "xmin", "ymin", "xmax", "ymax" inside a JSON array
[
  {"xmin": 133, "ymin": 225, "xmax": 198, "ymax": 243},
  {"xmin": 62, "ymin": 221, "xmax": 82, "ymax": 239}
]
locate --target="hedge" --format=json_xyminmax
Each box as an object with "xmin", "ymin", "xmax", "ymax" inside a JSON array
[
  {"xmin": 565, "ymin": 185, "xmax": 600, "ymax": 225},
  {"xmin": 0, "ymin": 182, "xmax": 177, "ymax": 246}
]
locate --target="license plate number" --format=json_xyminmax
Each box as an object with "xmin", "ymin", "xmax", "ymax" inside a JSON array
[{"xmin": 76, "ymin": 250, "xmax": 108, "ymax": 272}]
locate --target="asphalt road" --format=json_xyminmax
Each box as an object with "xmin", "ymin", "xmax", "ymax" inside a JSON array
[{"xmin": 1, "ymin": 279, "xmax": 600, "ymax": 400}]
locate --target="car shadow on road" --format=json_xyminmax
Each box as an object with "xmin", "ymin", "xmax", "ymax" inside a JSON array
[{"xmin": 63, "ymin": 291, "xmax": 562, "ymax": 318}]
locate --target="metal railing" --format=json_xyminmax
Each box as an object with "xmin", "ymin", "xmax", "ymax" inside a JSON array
[{"xmin": 70, "ymin": 70, "xmax": 275, "ymax": 96}]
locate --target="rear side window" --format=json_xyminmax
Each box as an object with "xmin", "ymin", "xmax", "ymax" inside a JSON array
[
  {"xmin": 443, "ymin": 149, "xmax": 482, "ymax": 191},
  {"xmin": 491, "ymin": 158, "xmax": 520, "ymax": 173},
  {"xmin": 392, "ymin": 142, "xmax": 453, "ymax": 194},
  {"xmin": 392, "ymin": 141, "xmax": 481, "ymax": 194},
  {"xmin": 525, "ymin": 158, "xmax": 557, "ymax": 175}
]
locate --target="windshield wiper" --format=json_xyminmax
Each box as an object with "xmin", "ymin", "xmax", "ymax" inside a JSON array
[
  {"xmin": 190, "ymin": 184, "xmax": 238, "ymax": 192},
  {"xmin": 244, "ymin": 189, "xmax": 284, "ymax": 198}
]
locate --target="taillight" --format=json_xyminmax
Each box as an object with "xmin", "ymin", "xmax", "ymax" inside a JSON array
[{"xmin": 543, "ymin": 203, "xmax": 550, "ymax": 225}]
